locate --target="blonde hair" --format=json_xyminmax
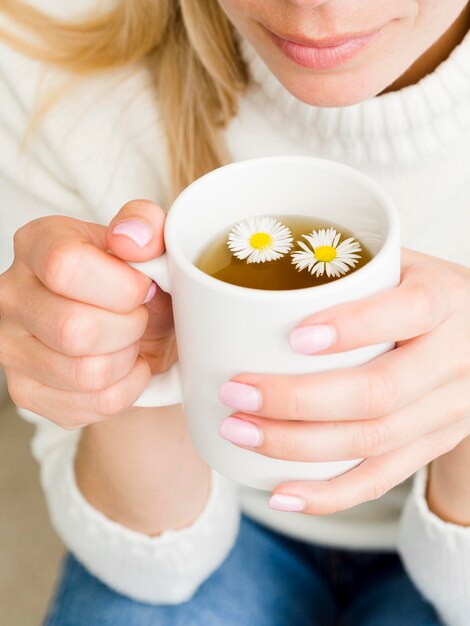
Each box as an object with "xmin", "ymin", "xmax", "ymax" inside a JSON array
[{"xmin": 0, "ymin": 0, "xmax": 249, "ymax": 200}]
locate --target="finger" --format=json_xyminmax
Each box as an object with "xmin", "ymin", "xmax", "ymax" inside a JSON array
[
  {"xmin": 15, "ymin": 215, "xmax": 154, "ymax": 312},
  {"xmin": 288, "ymin": 258, "xmax": 465, "ymax": 355},
  {"xmin": 10, "ymin": 275, "xmax": 149, "ymax": 356},
  {"xmin": 401, "ymin": 247, "xmax": 470, "ymax": 280},
  {"xmin": 224, "ymin": 328, "xmax": 456, "ymax": 421},
  {"xmin": 106, "ymin": 199, "xmax": 166, "ymax": 263},
  {"xmin": 269, "ymin": 420, "xmax": 468, "ymax": 516},
  {"xmin": 6, "ymin": 355, "xmax": 152, "ymax": 428},
  {"xmin": 1, "ymin": 325, "xmax": 140, "ymax": 391},
  {"xmin": 223, "ymin": 375, "xmax": 469, "ymax": 462}
]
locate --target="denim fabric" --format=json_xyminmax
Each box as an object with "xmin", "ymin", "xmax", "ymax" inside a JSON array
[{"xmin": 44, "ymin": 514, "xmax": 441, "ymax": 626}]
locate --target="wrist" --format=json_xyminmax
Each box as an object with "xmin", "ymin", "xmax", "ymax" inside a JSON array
[
  {"xmin": 74, "ymin": 405, "xmax": 211, "ymax": 536},
  {"xmin": 426, "ymin": 435, "xmax": 470, "ymax": 525}
]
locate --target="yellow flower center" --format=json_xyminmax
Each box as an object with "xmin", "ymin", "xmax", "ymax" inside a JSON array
[
  {"xmin": 250, "ymin": 232, "xmax": 272, "ymax": 249},
  {"xmin": 314, "ymin": 245, "xmax": 337, "ymax": 263}
]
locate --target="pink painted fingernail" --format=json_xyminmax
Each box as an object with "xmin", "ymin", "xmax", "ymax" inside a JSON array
[
  {"xmin": 219, "ymin": 382, "xmax": 261, "ymax": 412},
  {"xmin": 289, "ymin": 325, "xmax": 337, "ymax": 355},
  {"xmin": 219, "ymin": 417, "xmax": 263, "ymax": 447},
  {"xmin": 143, "ymin": 281, "xmax": 157, "ymax": 304},
  {"xmin": 112, "ymin": 220, "xmax": 153, "ymax": 248},
  {"xmin": 269, "ymin": 493, "xmax": 306, "ymax": 512}
]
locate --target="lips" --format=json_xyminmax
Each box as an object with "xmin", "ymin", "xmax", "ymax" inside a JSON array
[{"xmin": 266, "ymin": 26, "xmax": 383, "ymax": 70}]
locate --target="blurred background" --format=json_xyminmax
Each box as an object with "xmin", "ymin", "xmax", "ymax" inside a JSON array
[{"xmin": 0, "ymin": 368, "xmax": 64, "ymax": 626}]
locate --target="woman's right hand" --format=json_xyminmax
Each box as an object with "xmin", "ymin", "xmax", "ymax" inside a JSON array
[{"xmin": 0, "ymin": 199, "xmax": 176, "ymax": 429}]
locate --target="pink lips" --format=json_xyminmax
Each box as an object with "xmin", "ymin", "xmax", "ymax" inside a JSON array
[{"xmin": 267, "ymin": 27, "xmax": 382, "ymax": 70}]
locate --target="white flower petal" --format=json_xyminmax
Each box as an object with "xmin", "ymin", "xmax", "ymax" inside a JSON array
[
  {"xmin": 327, "ymin": 262, "xmax": 341, "ymax": 278},
  {"xmin": 296, "ymin": 240, "xmax": 311, "ymax": 254},
  {"xmin": 227, "ymin": 216, "xmax": 293, "ymax": 264},
  {"xmin": 344, "ymin": 258, "xmax": 360, "ymax": 267},
  {"xmin": 337, "ymin": 239, "xmax": 361, "ymax": 250},
  {"xmin": 324, "ymin": 229, "xmax": 333, "ymax": 246},
  {"xmin": 235, "ymin": 249, "xmax": 252, "ymax": 260},
  {"xmin": 330, "ymin": 259, "xmax": 349, "ymax": 271},
  {"xmin": 328, "ymin": 262, "xmax": 344, "ymax": 276},
  {"xmin": 291, "ymin": 227, "xmax": 363, "ymax": 278},
  {"xmin": 234, "ymin": 221, "xmax": 363, "ymax": 275},
  {"xmin": 315, "ymin": 262, "xmax": 325, "ymax": 276},
  {"xmin": 337, "ymin": 246, "xmax": 362, "ymax": 258}
]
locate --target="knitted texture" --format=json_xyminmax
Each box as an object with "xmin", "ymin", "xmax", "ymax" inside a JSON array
[
  {"xmin": 398, "ymin": 468, "xmax": 470, "ymax": 626},
  {"xmin": 1, "ymin": 5, "xmax": 469, "ymax": 617}
]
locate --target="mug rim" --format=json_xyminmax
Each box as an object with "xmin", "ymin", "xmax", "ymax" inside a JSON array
[{"xmin": 164, "ymin": 156, "xmax": 400, "ymax": 300}]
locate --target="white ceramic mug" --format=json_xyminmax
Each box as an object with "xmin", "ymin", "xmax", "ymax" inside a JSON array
[{"xmin": 132, "ymin": 156, "xmax": 400, "ymax": 491}]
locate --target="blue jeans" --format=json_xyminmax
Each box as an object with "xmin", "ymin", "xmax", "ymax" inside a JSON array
[{"xmin": 44, "ymin": 514, "xmax": 441, "ymax": 626}]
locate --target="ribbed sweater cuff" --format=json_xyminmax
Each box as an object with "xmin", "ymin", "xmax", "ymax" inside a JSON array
[
  {"xmin": 397, "ymin": 466, "xmax": 470, "ymax": 626},
  {"xmin": 42, "ymin": 438, "xmax": 241, "ymax": 604}
]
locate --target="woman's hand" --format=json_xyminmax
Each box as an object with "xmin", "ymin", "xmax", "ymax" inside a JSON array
[
  {"xmin": 218, "ymin": 249, "xmax": 470, "ymax": 515},
  {"xmin": 0, "ymin": 200, "xmax": 176, "ymax": 429}
]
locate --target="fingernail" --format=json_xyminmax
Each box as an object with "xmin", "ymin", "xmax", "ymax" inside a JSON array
[
  {"xmin": 219, "ymin": 382, "xmax": 261, "ymax": 412},
  {"xmin": 143, "ymin": 281, "xmax": 157, "ymax": 304},
  {"xmin": 269, "ymin": 493, "xmax": 306, "ymax": 512},
  {"xmin": 112, "ymin": 220, "xmax": 153, "ymax": 248},
  {"xmin": 219, "ymin": 417, "xmax": 263, "ymax": 448},
  {"xmin": 289, "ymin": 325, "xmax": 337, "ymax": 355}
]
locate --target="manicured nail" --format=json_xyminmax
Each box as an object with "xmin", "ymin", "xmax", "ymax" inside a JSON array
[
  {"xmin": 289, "ymin": 324, "xmax": 337, "ymax": 355},
  {"xmin": 219, "ymin": 417, "xmax": 263, "ymax": 447},
  {"xmin": 269, "ymin": 493, "xmax": 306, "ymax": 512},
  {"xmin": 219, "ymin": 381, "xmax": 261, "ymax": 412},
  {"xmin": 112, "ymin": 220, "xmax": 153, "ymax": 248},
  {"xmin": 143, "ymin": 281, "xmax": 157, "ymax": 304}
]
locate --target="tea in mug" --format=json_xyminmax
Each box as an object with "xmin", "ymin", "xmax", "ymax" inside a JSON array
[{"xmin": 195, "ymin": 215, "xmax": 372, "ymax": 290}]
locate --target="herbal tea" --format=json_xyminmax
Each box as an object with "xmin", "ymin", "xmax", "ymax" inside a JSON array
[{"xmin": 195, "ymin": 215, "xmax": 372, "ymax": 290}]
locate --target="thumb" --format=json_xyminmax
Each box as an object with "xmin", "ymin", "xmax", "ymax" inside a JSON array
[{"xmin": 106, "ymin": 199, "xmax": 166, "ymax": 263}]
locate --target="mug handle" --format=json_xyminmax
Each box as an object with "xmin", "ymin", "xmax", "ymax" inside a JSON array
[{"xmin": 128, "ymin": 255, "xmax": 183, "ymax": 408}]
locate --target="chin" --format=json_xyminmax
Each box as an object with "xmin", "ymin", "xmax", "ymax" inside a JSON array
[{"xmin": 273, "ymin": 69, "xmax": 397, "ymax": 108}]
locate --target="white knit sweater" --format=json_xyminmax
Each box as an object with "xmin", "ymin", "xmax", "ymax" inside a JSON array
[{"xmin": 1, "ymin": 3, "xmax": 469, "ymax": 623}]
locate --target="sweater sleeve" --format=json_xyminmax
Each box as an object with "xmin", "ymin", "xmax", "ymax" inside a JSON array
[
  {"xmin": 25, "ymin": 411, "xmax": 241, "ymax": 604},
  {"xmin": 397, "ymin": 466, "xmax": 470, "ymax": 626},
  {"xmin": 0, "ymin": 26, "xmax": 242, "ymax": 603},
  {"xmin": 0, "ymin": 148, "xmax": 243, "ymax": 605}
]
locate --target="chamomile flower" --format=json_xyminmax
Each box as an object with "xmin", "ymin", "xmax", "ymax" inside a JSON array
[
  {"xmin": 291, "ymin": 227, "xmax": 362, "ymax": 278},
  {"xmin": 227, "ymin": 216, "xmax": 293, "ymax": 263}
]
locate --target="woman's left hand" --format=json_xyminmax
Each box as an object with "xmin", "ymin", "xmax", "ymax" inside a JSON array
[{"xmin": 218, "ymin": 248, "xmax": 470, "ymax": 514}]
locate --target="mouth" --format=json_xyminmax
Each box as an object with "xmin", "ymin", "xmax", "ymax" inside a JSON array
[{"xmin": 264, "ymin": 24, "xmax": 386, "ymax": 70}]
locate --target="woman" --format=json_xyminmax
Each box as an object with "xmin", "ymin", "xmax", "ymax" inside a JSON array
[{"xmin": 0, "ymin": 1, "xmax": 469, "ymax": 624}]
